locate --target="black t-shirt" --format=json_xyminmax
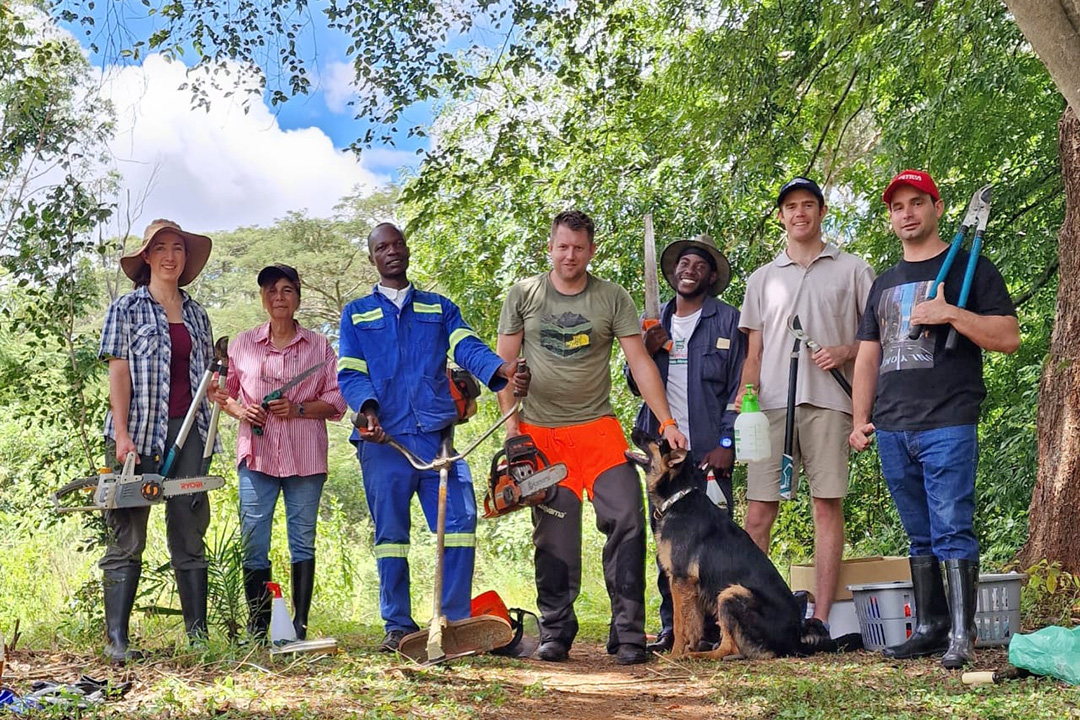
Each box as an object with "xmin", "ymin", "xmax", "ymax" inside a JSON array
[{"xmin": 856, "ymin": 247, "xmax": 1015, "ymax": 431}]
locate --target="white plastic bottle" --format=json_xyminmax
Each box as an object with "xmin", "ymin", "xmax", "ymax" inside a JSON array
[
  {"xmin": 734, "ymin": 385, "xmax": 771, "ymax": 463},
  {"xmin": 266, "ymin": 581, "xmax": 298, "ymax": 645}
]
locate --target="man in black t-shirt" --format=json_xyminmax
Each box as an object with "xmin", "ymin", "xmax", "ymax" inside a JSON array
[{"xmin": 849, "ymin": 170, "xmax": 1019, "ymax": 670}]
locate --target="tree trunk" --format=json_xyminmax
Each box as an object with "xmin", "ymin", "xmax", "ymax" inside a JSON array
[
  {"xmin": 1018, "ymin": 107, "xmax": 1080, "ymax": 574},
  {"xmin": 1003, "ymin": 1, "xmax": 1080, "ymax": 117}
]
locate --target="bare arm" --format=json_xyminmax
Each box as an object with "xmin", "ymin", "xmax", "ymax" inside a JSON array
[
  {"xmin": 108, "ymin": 358, "xmax": 136, "ymax": 463},
  {"xmin": 734, "ymin": 329, "xmax": 762, "ymax": 410},
  {"xmin": 849, "ymin": 340, "xmax": 882, "ymax": 451},
  {"xmin": 496, "ymin": 331, "xmax": 524, "ymax": 437},
  {"xmin": 619, "ymin": 334, "xmax": 688, "ymax": 449}
]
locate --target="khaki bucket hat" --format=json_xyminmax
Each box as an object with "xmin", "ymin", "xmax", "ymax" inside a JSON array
[
  {"xmin": 659, "ymin": 234, "xmax": 732, "ymax": 297},
  {"xmin": 120, "ymin": 219, "xmax": 212, "ymax": 287}
]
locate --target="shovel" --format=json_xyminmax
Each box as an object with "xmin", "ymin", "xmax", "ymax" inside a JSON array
[{"xmin": 353, "ymin": 402, "xmax": 523, "ymax": 663}]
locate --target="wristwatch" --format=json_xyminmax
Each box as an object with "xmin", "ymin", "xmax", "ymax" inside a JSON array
[
  {"xmin": 298, "ymin": 403, "xmax": 306, "ymax": 416},
  {"xmin": 719, "ymin": 436, "xmax": 733, "ymax": 449}
]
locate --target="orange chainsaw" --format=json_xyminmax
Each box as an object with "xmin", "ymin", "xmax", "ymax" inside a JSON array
[{"xmin": 483, "ymin": 435, "xmax": 567, "ymax": 519}]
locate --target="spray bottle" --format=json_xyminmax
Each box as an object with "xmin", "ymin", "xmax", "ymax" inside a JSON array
[{"xmin": 734, "ymin": 385, "xmax": 771, "ymax": 462}]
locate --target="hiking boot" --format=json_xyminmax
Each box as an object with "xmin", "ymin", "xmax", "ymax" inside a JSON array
[
  {"xmin": 379, "ymin": 629, "xmax": 408, "ymax": 653},
  {"xmin": 537, "ymin": 640, "xmax": 569, "ymax": 662},
  {"xmin": 882, "ymin": 556, "xmax": 949, "ymax": 660},
  {"xmin": 942, "ymin": 559, "xmax": 980, "ymax": 670},
  {"xmin": 615, "ymin": 644, "xmax": 647, "ymax": 665},
  {"xmin": 647, "ymin": 632, "xmax": 673, "ymax": 654}
]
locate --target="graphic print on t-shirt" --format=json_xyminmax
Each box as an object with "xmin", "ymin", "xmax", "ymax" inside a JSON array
[
  {"xmin": 540, "ymin": 312, "xmax": 593, "ymax": 358},
  {"xmin": 878, "ymin": 280, "xmax": 936, "ymax": 374}
]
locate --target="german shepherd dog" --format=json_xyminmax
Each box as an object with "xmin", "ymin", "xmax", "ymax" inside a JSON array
[{"xmin": 627, "ymin": 435, "xmax": 837, "ymax": 660}]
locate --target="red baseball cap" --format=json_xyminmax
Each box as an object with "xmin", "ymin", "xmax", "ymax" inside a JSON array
[{"xmin": 882, "ymin": 169, "xmax": 940, "ymax": 204}]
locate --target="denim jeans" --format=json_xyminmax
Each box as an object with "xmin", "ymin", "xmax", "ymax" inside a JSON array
[
  {"xmin": 238, "ymin": 461, "xmax": 326, "ymax": 569},
  {"xmin": 876, "ymin": 425, "xmax": 979, "ymax": 561}
]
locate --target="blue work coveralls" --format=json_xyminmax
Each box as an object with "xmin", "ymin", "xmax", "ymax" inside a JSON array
[{"xmin": 338, "ymin": 286, "xmax": 507, "ymax": 633}]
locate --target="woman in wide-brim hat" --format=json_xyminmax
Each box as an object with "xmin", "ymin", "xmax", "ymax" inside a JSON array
[
  {"xmin": 96, "ymin": 218, "xmax": 218, "ymax": 664},
  {"xmin": 208, "ymin": 264, "xmax": 346, "ymax": 642}
]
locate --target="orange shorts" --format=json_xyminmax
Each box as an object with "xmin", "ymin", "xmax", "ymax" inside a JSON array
[{"xmin": 520, "ymin": 417, "xmax": 630, "ymax": 501}]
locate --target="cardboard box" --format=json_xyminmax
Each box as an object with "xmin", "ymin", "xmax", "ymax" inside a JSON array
[{"xmin": 788, "ymin": 556, "xmax": 911, "ymax": 602}]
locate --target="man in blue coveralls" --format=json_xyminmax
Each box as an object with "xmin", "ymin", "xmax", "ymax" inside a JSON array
[{"xmin": 338, "ymin": 222, "xmax": 530, "ymax": 652}]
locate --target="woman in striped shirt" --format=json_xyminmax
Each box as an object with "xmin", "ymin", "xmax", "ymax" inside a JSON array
[{"xmin": 210, "ymin": 264, "xmax": 347, "ymax": 641}]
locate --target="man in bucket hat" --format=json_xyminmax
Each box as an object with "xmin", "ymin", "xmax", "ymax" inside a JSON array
[
  {"xmin": 626, "ymin": 233, "xmax": 745, "ymax": 653},
  {"xmin": 737, "ymin": 177, "xmax": 875, "ymax": 629}
]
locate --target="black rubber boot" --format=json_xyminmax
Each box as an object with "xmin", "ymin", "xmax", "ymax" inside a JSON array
[
  {"xmin": 243, "ymin": 567, "xmax": 272, "ymax": 640},
  {"xmin": 175, "ymin": 567, "xmax": 209, "ymax": 641},
  {"xmin": 103, "ymin": 566, "xmax": 142, "ymax": 665},
  {"xmin": 291, "ymin": 559, "xmax": 316, "ymax": 640},
  {"xmin": 941, "ymin": 559, "xmax": 980, "ymax": 669},
  {"xmin": 882, "ymin": 555, "xmax": 950, "ymax": 659}
]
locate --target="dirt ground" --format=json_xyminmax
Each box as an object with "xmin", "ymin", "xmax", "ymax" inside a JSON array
[{"xmin": 4, "ymin": 639, "xmax": 1032, "ymax": 720}]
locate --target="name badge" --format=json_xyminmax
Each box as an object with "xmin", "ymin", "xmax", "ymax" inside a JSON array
[{"xmin": 716, "ymin": 337, "xmax": 730, "ymax": 350}]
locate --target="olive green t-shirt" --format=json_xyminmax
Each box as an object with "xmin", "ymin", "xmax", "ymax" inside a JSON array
[{"xmin": 498, "ymin": 272, "xmax": 640, "ymax": 427}]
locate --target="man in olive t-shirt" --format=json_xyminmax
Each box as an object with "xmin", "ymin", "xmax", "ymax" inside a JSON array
[{"xmin": 496, "ymin": 210, "xmax": 687, "ymax": 666}]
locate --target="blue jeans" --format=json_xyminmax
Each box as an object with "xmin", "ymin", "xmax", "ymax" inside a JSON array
[
  {"xmin": 238, "ymin": 461, "xmax": 326, "ymax": 569},
  {"xmin": 876, "ymin": 425, "xmax": 979, "ymax": 561}
]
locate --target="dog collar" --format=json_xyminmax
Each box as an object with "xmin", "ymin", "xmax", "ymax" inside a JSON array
[{"xmin": 658, "ymin": 488, "xmax": 695, "ymax": 516}]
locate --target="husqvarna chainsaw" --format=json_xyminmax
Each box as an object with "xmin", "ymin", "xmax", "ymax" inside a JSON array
[
  {"xmin": 52, "ymin": 452, "xmax": 225, "ymax": 513},
  {"xmin": 483, "ymin": 435, "xmax": 567, "ymax": 519}
]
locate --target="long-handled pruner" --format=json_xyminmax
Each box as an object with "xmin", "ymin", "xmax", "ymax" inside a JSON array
[
  {"xmin": 786, "ymin": 315, "xmax": 852, "ymax": 397},
  {"xmin": 351, "ymin": 402, "xmax": 521, "ymax": 664},
  {"xmin": 200, "ymin": 336, "xmax": 229, "ymax": 475},
  {"xmin": 907, "ymin": 184, "xmax": 992, "ymax": 346}
]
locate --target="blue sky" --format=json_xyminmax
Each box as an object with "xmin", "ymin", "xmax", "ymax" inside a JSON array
[{"xmin": 56, "ymin": 2, "xmax": 437, "ymax": 232}]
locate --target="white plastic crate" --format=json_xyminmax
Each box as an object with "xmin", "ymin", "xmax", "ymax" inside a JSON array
[{"xmin": 849, "ymin": 572, "xmax": 1023, "ymax": 651}]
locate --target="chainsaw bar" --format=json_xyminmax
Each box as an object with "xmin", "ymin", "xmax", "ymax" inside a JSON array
[
  {"xmin": 53, "ymin": 468, "xmax": 225, "ymax": 513},
  {"xmin": 516, "ymin": 463, "xmax": 567, "ymax": 497}
]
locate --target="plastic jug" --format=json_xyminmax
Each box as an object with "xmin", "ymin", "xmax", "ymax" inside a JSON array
[
  {"xmin": 734, "ymin": 385, "xmax": 771, "ymax": 462},
  {"xmin": 266, "ymin": 581, "xmax": 298, "ymax": 645}
]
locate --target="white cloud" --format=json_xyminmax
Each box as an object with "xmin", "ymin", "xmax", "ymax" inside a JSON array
[
  {"xmin": 321, "ymin": 60, "xmax": 359, "ymax": 115},
  {"xmin": 99, "ymin": 55, "xmax": 385, "ymax": 234}
]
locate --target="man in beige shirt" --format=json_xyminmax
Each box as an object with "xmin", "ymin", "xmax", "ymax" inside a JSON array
[{"xmin": 737, "ymin": 177, "xmax": 875, "ymax": 626}]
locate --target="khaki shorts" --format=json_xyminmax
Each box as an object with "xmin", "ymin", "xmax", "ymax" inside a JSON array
[{"xmin": 745, "ymin": 405, "xmax": 852, "ymax": 501}]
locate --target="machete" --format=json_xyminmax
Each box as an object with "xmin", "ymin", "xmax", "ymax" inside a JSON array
[{"xmin": 642, "ymin": 214, "xmax": 672, "ymax": 351}]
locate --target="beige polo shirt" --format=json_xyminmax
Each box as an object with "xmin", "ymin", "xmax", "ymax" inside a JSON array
[{"xmin": 739, "ymin": 242, "xmax": 875, "ymax": 414}]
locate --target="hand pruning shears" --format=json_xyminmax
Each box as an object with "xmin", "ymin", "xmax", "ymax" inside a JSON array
[
  {"xmin": 253, "ymin": 360, "xmax": 326, "ymax": 436},
  {"xmin": 786, "ymin": 315, "xmax": 852, "ymax": 397},
  {"xmin": 907, "ymin": 184, "xmax": 992, "ymax": 349}
]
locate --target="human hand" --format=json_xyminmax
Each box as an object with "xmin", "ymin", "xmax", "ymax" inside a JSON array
[
  {"xmin": 239, "ymin": 403, "xmax": 268, "ymax": 427},
  {"xmin": 910, "ymin": 283, "xmax": 956, "ymax": 327},
  {"xmin": 358, "ymin": 409, "xmax": 387, "ymax": 444},
  {"xmin": 642, "ymin": 323, "xmax": 671, "ymax": 356},
  {"xmin": 849, "ymin": 422, "xmax": 876, "ymax": 452},
  {"xmin": 663, "ymin": 424, "xmax": 688, "ymax": 450},
  {"xmin": 500, "ymin": 359, "xmax": 531, "ymax": 397},
  {"xmin": 266, "ymin": 398, "xmax": 298, "ymax": 419},
  {"xmin": 115, "ymin": 433, "xmax": 138, "ymax": 465},
  {"xmin": 702, "ymin": 446, "xmax": 734, "ymax": 479},
  {"xmin": 812, "ymin": 345, "xmax": 849, "ymax": 371},
  {"xmin": 734, "ymin": 384, "xmax": 756, "ymax": 412},
  {"xmin": 208, "ymin": 374, "xmax": 230, "ymax": 406}
]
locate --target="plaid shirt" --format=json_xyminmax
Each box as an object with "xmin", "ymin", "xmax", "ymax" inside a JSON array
[{"xmin": 99, "ymin": 286, "xmax": 217, "ymax": 459}]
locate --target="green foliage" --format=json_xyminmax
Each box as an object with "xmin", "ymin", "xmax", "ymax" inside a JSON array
[{"xmin": 1020, "ymin": 560, "xmax": 1080, "ymax": 629}]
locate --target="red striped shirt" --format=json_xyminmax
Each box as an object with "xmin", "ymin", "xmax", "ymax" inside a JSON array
[{"xmin": 225, "ymin": 321, "xmax": 347, "ymax": 477}]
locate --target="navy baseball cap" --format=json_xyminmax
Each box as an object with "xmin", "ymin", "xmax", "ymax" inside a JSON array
[
  {"xmin": 777, "ymin": 177, "xmax": 825, "ymax": 207},
  {"xmin": 257, "ymin": 264, "xmax": 301, "ymax": 289}
]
